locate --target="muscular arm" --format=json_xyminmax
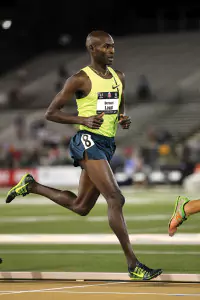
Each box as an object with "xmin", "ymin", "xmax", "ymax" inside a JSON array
[
  {"xmin": 116, "ymin": 70, "xmax": 131, "ymax": 129},
  {"xmin": 45, "ymin": 72, "xmax": 86, "ymax": 125},
  {"xmin": 45, "ymin": 71, "xmax": 104, "ymax": 129},
  {"xmin": 115, "ymin": 70, "xmax": 125, "ymax": 115}
]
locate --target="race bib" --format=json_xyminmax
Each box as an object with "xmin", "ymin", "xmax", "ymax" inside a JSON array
[
  {"xmin": 96, "ymin": 92, "xmax": 119, "ymax": 114},
  {"xmin": 81, "ymin": 134, "xmax": 94, "ymax": 149}
]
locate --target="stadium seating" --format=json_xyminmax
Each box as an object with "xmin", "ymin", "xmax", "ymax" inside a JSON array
[{"xmin": 1, "ymin": 31, "xmax": 200, "ymax": 149}]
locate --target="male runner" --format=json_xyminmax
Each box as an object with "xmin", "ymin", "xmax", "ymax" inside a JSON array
[{"xmin": 6, "ymin": 30, "xmax": 162, "ymax": 280}]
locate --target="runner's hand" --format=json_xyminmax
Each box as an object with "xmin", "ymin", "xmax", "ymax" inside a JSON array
[
  {"xmin": 118, "ymin": 114, "xmax": 131, "ymax": 129},
  {"xmin": 83, "ymin": 112, "xmax": 104, "ymax": 129}
]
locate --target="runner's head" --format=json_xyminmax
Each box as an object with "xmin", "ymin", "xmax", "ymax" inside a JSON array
[{"xmin": 86, "ymin": 30, "xmax": 114, "ymax": 66}]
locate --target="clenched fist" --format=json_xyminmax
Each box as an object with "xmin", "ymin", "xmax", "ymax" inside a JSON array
[
  {"xmin": 118, "ymin": 114, "xmax": 131, "ymax": 129},
  {"xmin": 83, "ymin": 112, "xmax": 104, "ymax": 129}
]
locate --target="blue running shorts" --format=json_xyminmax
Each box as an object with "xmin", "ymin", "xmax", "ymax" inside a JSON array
[{"xmin": 69, "ymin": 130, "xmax": 116, "ymax": 167}]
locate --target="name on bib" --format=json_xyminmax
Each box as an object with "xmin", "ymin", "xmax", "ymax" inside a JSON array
[{"xmin": 96, "ymin": 92, "xmax": 119, "ymax": 114}]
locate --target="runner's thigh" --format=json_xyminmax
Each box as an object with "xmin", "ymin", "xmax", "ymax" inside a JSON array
[
  {"xmin": 75, "ymin": 169, "xmax": 100, "ymax": 208},
  {"xmin": 80, "ymin": 159, "xmax": 121, "ymax": 200}
]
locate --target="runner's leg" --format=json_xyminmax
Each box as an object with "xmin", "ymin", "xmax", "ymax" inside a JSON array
[
  {"xmin": 80, "ymin": 158, "xmax": 137, "ymax": 269},
  {"xmin": 28, "ymin": 169, "xmax": 100, "ymax": 215}
]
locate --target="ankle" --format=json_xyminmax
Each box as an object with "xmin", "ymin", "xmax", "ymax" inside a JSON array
[
  {"xmin": 128, "ymin": 260, "xmax": 138, "ymax": 270},
  {"xmin": 27, "ymin": 181, "xmax": 37, "ymax": 193},
  {"xmin": 184, "ymin": 202, "xmax": 190, "ymax": 217}
]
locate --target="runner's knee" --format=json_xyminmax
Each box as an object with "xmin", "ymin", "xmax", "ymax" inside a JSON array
[
  {"xmin": 74, "ymin": 205, "xmax": 91, "ymax": 216},
  {"xmin": 107, "ymin": 191, "xmax": 125, "ymax": 208}
]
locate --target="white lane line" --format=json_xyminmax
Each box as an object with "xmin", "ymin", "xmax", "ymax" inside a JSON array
[
  {"xmin": 46, "ymin": 291, "xmax": 200, "ymax": 296},
  {"xmin": 0, "ymin": 197, "xmax": 177, "ymax": 205},
  {"xmin": 129, "ymin": 224, "xmax": 199, "ymax": 233},
  {"xmin": 0, "ymin": 281, "xmax": 126, "ymax": 296},
  {"xmin": 88, "ymin": 214, "xmax": 170, "ymax": 222},
  {"xmin": 0, "ymin": 215, "xmax": 199, "ymax": 223},
  {"xmin": 0, "ymin": 216, "xmax": 79, "ymax": 223},
  {"xmin": 0, "ymin": 233, "xmax": 199, "ymax": 245},
  {"xmin": 0, "ymin": 214, "xmax": 171, "ymax": 223},
  {"xmin": 1, "ymin": 250, "xmax": 200, "ymax": 255}
]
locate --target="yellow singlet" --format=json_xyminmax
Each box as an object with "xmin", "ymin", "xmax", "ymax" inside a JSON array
[{"xmin": 76, "ymin": 66, "xmax": 122, "ymax": 137}]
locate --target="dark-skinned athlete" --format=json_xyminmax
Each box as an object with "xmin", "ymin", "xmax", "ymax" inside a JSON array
[{"xmin": 6, "ymin": 30, "xmax": 162, "ymax": 280}]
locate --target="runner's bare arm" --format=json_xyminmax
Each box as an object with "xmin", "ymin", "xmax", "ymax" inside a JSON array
[
  {"xmin": 116, "ymin": 70, "xmax": 125, "ymax": 116},
  {"xmin": 45, "ymin": 72, "xmax": 104, "ymax": 129},
  {"xmin": 116, "ymin": 70, "xmax": 131, "ymax": 129},
  {"xmin": 45, "ymin": 73, "xmax": 86, "ymax": 124}
]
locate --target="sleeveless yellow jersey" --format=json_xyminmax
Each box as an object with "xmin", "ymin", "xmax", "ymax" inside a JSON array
[{"xmin": 76, "ymin": 66, "xmax": 122, "ymax": 137}]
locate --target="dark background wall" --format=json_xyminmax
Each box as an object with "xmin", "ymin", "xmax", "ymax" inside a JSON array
[{"xmin": 1, "ymin": 1, "xmax": 200, "ymax": 75}]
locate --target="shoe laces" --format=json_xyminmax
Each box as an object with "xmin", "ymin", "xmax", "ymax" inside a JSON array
[
  {"xmin": 136, "ymin": 262, "xmax": 152, "ymax": 274},
  {"xmin": 18, "ymin": 185, "xmax": 28, "ymax": 196}
]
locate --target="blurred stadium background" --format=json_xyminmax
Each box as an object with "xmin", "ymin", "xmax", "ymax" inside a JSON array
[{"xmin": 0, "ymin": 1, "xmax": 200, "ymax": 274}]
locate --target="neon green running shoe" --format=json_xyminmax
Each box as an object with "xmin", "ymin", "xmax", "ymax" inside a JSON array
[
  {"xmin": 129, "ymin": 261, "xmax": 163, "ymax": 280},
  {"xmin": 168, "ymin": 196, "xmax": 190, "ymax": 237},
  {"xmin": 6, "ymin": 173, "xmax": 35, "ymax": 204}
]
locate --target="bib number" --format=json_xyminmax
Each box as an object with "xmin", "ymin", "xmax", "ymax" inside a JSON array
[
  {"xmin": 81, "ymin": 134, "xmax": 94, "ymax": 149},
  {"xmin": 97, "ymin": 91, "xmax": 119, "ymax": 114}
]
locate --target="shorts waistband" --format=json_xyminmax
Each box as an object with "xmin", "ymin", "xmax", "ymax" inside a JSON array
[{"xmin": 78, "ymin": 130, "xmax": 115, "ymax": 141}]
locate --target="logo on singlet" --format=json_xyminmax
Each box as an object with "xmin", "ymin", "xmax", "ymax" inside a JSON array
[{"xmin": 112, "ymin": 84, "xmax": 120, "ymax": 89}]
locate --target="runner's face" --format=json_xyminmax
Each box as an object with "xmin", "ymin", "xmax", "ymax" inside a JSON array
[{"xmin": 94, "ymin": 36, "xmax": 115, "ymax": 66}]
